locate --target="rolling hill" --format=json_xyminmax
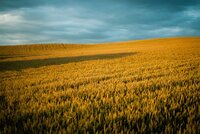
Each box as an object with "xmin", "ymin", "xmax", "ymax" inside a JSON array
[{"xmin": 0, "ymin": 37, "xmax": 200, "ymax": 133}]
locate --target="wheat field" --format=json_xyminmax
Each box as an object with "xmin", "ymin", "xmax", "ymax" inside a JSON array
[{"xmin": 0, "ymin": 37, "xmax": 200, "ymax": 133}]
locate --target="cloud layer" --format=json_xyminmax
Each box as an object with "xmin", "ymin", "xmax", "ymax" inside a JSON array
[{"xmin": 0, "ymin": 0, "xmax": 199, "ymax": 45}]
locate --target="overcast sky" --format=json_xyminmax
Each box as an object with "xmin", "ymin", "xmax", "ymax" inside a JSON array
[{"xmin": 0, "ymin": 0, "xmax": 200, "ymax": 45}]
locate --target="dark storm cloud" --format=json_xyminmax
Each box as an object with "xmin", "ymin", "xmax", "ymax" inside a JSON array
[
  {"xmin": 1, "ymin": 0, "xmax": 199, "ymax": 12},
  {"xmin": 0, "ymin": 0, "xmax": 199, "ymax": 45},
  {"xmin": 125, "ymin": 0, "xmax": 199, "ymax": 10}
]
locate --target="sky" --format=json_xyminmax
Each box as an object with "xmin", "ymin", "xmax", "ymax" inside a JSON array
[{"xmin": 0, "ymin": 0, "xmax": 200, "ymax": 45}]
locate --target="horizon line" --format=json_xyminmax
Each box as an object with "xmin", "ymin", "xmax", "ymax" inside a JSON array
[{"xmin": 1, "ymin": 36, "xmax": 200, "ymax": 47}]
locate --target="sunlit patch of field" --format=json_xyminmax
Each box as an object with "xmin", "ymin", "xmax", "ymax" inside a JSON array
[{"xmin": 0, "ymin": 37, "xmax": 200, "ymax": 133}]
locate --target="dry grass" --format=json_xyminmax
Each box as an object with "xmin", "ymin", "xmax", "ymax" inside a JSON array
[{"xmin": 0, "ymin": 37, "xmax": 200, "ymax": 133}]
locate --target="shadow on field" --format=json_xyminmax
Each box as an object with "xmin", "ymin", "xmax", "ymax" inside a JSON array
[
  {"xmin": 0, "ymin": 54, "xmax": 40, "ymax": 60},
  {"xmin": 0, "ymin": 52, "xmax": 136, "ymax": 71}
]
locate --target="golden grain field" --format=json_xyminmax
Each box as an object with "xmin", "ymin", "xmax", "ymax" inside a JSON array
[{"xmin": 0, "ymin": 37, "xmax": 200, "ymax": 133}]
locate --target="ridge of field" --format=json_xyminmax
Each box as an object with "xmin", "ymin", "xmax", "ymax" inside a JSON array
[
  {"xmin": 0, "ymin": 37, "xmax": 199, "ymax": 61},
  {"xmin": 0, "ymin": 37, "xmax": 200, "ymax": 133}
]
